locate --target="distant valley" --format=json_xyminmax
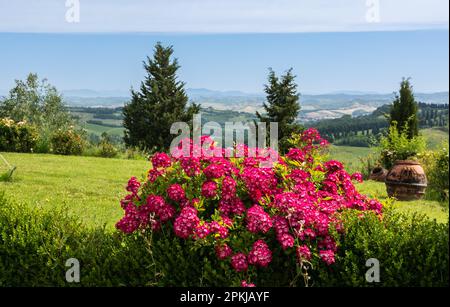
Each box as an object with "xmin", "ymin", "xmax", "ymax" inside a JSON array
[{"xmin": 60, "ymin": 88, "xmax": 449, "ymax": 122}]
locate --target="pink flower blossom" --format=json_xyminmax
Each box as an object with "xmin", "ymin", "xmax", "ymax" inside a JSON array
[
  {"xmin": 180, "ymin": 157, "xmax": 201, "ymax": 177},
  {"xmin": 146, "ymin": 195, "xmax": 175, "ymax": 222},
  {"xmin": 167, "ymin": 184, "xmax": 186, "ymax": 202},
  {"xmin": 319, "ymin": 249, "xmax": 336, "ymax": 265},
  {"xmin": 148, "ymin": 169, "xmax": 163, "ymax": 183},
  {"xmin": 221, "ymin": 176, "xmax": 237, "ymax": 199},
  {"xmin": 231, "ymin": 253, "xmax": 248, "ymax": 272},
  {"xmin": 173, "ymin": 206, "xmax": 199, "ymax": 239},
  {"xmin": 277, "ymin": 233, "xmax": 295, "ymax": 250},
  {"xmin": 246, "ymin": 205, "xmax": 272, "ymax": 234},
  {"xmin": 215, "ymin": 243, "xmax": 233, "ymax": 260},
  {"xmin": 296, "ymin": 245, "xmax": 312, "ymax": 261},
  {"xmin": 194, "ymin": 222, "xmax": 211, "ymax": 239},
  {"xmin": 117, "ymin": 128, "xmax": 385, "ymax": 283},
  {"xmin": 351, "ymin": 172, "xmax": 363, "ymax": 183},
  {"xmin": 241, "ymin": 281, "xmax": 256, "ymax": 287},
  {"xmin": 286, "ymin": 148, "xmax": 305, "ymax": 162},
  {"xmin": 203, "ymin": 163, "xmax": 225, "ymax": 179},
  {"xmin": 210, "ymin": 221, "xmax": 229, "ymax": 239},
  {"xmin": 151, "ymin": 152, "xmax": 171, "ymax": 169},
  {"xmin": 324, "ymin": 160, "xmax": 344, "ymax": 173},
  {"xmin": 126, "ymin": 177, "xmax": 140, "ymax": 194},
  {"xmin": 201, "ymin": 181, "xmax": 218, "ymax": 198},
  {"xmin": 248, "ymin": 240, "xmax": 272, "ymax": 267}
]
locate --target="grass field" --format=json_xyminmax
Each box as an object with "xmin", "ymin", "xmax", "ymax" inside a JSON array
[
  {"xmin": 356, "ymin": 180, "xmax": 448, "ymax": 224},
  {"xmin": 328, "ymin": 145, "xmax": 371, "ymax": 174},
  {"xmin": 1, "ymin": 150, "xmax": 447, "ymax": 230},
  {"xmin": 83, "ymin": 122, "xmax": 124, "ymax": 137},
  {"xmin": 0, "ymin": 152, "xmax": 149, "ymax": 229},
  {"xmin": 421, "ymin": 127, "xmax": 449, "ymax": 149}
]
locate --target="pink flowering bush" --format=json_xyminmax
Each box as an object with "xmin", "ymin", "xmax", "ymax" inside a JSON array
[{"xmin": 116, "ymin": 128, "xmax": 383, "ymax": 287}]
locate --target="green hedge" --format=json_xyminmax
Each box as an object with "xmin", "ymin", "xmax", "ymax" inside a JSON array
[
  {"xmin": 0, "ymin": 118, "xmax": 38, "ymax": 153},
  {"xmin": 315, "ymin": 210, "xmax": 449, "ymax": 287},
  {"xmin": 0, "ymin": 193, "xmax": 155, "ymax": 286},
  {"xmin": 0, "ymin": 193, "xmax": 448, "ymax": 287}
]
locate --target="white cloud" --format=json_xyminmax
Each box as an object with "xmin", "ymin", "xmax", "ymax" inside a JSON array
[{"xmin": 0, "ymin": 0, "xmax": 448, "ymax": 33}]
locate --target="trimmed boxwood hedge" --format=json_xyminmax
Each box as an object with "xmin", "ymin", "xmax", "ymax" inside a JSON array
[{"xmin": 0, "ymin": 193, "xmax": 448, "ymax": 287}]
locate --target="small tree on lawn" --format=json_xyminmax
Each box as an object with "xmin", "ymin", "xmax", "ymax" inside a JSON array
[
  {"xmin": 0, "ymin": 73, "xmax": 72, "ymax": 130},
  {"xmin": 390, "ymin": 78, "xmax": 419, "ymax": 139},
  {"xmin": 123, "ymin": 43, "xmax": 200, "ymax": 152},
  {"xmin": 256, "ymin": 68, "xmax": 302, "ymax": 153}
]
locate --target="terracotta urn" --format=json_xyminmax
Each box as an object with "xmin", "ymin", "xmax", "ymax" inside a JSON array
[
  {"xmin": 385, "ymin": 160, "xmax": 427, "ymax": 201},
  {"xmin": 369, "ymin": 166, "xmax": 388, "ymax": 182}
]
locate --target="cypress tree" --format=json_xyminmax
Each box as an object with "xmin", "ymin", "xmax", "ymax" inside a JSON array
[
  {"xmin": 256, "ymin": 68, "xmax": 301, "ymax": 153},
  {"xmin": 123, "ymin": 43, "xmax": 200, "ymax": 152},
  {"xmin": 389, "ymin": 78, "xmax": 419, "ymax": 139}
]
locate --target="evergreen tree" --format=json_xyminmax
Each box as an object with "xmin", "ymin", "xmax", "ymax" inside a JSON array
[
  {"xmin": 123, "ymin": 43, "xmax": 200, "ymax": 152},
  {"xmin": 389, "ymin": 78, "xmax": 419, "ymax": 139},
  {"xmin": 256, "ymin": 68, "xmax": 301, "ymax": 153}
]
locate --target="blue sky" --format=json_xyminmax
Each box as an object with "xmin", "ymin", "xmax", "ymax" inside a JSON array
[{"xmin": 0, "ymin": 1, "xmax": 448, "ymax": 94}]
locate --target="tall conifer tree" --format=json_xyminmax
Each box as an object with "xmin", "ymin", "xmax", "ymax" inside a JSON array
[
  {"xmin": 123, "ymin": 43, "xmax": 200, "ymax": 151},
  {"xmin": 390, "ymin": 78, "xmax": 419, "ymax": 139},
  {"xmin": 256, "ymin": 68, "xmax": 301, "ymax": 153}
]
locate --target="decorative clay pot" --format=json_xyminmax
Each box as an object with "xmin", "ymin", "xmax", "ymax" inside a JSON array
[
  {"xmin": 385, "ymin": 160, "xmax": 427, "ymax": 201},
  {"xmin": 369, "ymin": 167, "xmax": 388, "ymax": 182}
]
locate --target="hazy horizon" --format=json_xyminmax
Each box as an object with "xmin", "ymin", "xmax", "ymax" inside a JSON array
[{"xmin": 0, "ymin": 1, "xmax": 448, "ymax": 95}]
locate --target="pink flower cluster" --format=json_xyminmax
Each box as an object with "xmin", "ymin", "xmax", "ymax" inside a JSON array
[
  {"xmin": 248, "ymin": 240, "xmax": 272, "ymax": 267},
  {"xmin": 116, "ymin": 129, "xmax": 383, "ymax": 286},
  {"xmin": 246, "ymin": 205, "xmax": 272, "ymax": 234},
  {"xmin": 173, "ymin": 206, "xmax": 200, "ymax": 239}
]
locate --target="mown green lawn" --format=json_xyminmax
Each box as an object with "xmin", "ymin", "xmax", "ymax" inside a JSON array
[
  {"xmin": 83, "ymin": 122, "xmax": 124, "ymax": 137},
  {"xmin": 328, "ymin": 145, "xmax": 371, "ymax": 174},
  {"xmin": 329, "ymin": 144, "xmax": 448, "ymax": 223},
  {"xmin": 0, "ymin": 152, "xmax": 149, "ymax": 229},
  {"xmin": 0, "ymin": 150, "xmax": 448, "ymax": 231},
  {"xmin": 356, "ymin": 180, "xmax": 448, "ymax": 224},
  {"xmin": 421, "ymin": 127, "xmax": 449, "ymax": 149}
]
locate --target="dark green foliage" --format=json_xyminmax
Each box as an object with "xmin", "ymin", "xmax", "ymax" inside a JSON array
[
  {"xmin": 0, "ymin": 193, "xmax": 156, "ymax": 286},
  {"xmin": 50, "ymin": 129, "xmax": 85, "ymax": 155},
  {"xmin": 0, "ymin": 73, "xmax": 71, "ymax": 128},
  {"xmin": 315, "ymin": 209, "xmax": 449, "ymax": 287},
  {"xmin": 419, "ymin": 103, "xmax": 449, "ymax": 128},
  {"xmin": 421, "ymin": 144, "xmax": 450, "ymax": 202},
  {"xmin": 390, "ymin": 78, "xmax": 419, "ymax": 139},
  {"xmin": 312, "ymin": 102, "xmax": 448, "ymax": 146},
  {"xmin": 149, "ymin": 230, "xmax": 307, "ymax": 287},
  {"xmin": 86, "ymin": 119, "xmax": 121, "ymax": 128},
  {"xmin": 256, "ymin": 68, "xmax": 302, "ymax": 153},
  {"xmin": 379, "ymin": 123, "xmax": 426, "ymax": 169},
  {"xmin": 0, "ymin": 73, "xmax": 77, "ymax": 154},
  {"xmin": 0, "ymin": 119, "xmax": 38, "ymax": 152},
  {"xmin": 96, "ymin": 132, "xmax": 119, "ymax": 158},
  {"xmin": 123, "ymin": 43, "xmax": 200, "ymax": 152},
  {"xmin": 1, "ymin": 194, "xmax": 447, "ymax": 287}
]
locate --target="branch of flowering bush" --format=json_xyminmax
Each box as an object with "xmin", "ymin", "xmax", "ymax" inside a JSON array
[{"xmin": 116, "ymin": 128, "xmax": 383, "ymax": 287}]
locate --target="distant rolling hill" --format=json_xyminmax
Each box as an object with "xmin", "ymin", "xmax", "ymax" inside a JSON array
[{"xmin": 61, "ymin": 89, "xmax": 448, "ymax": 121}]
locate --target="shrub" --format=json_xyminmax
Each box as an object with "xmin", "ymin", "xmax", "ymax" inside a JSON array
[
  {"xmin": 0, "ymin": 193, "xmax": 157, "ymax": 286},
  {"xmin": 358, "ymin": 151, "xmax": 381, "ymax": 180},
  {"xmin": 315, "ymin": 208, "xmax": 449, "ymax": 287},
  {"xmin": 0, "ymin": 118, "xmax": 38, "ymax": 152},
  {"xmin": 125, "ymin": 146, "xmax": 149, "ymax": 160},
  {"xmin": 96, "ymin": 133, "xmax": 119, "ymax": 158},
  {"xmin": 50, "ymin": 128, "xmax": 85, "ymax": 155},
  {"xmin": 97, "ymin": 142, "xmax": 119, "ymax": 158},
  {"xmin": 379, "ymin": 122, "xmax": 426, "ymax": 169},
  {"xmin": 115, "ymin": 129, "xmax": 384, "ymax": 286},
  {"xmin": 419, "ymin": 143, "xmax": 449, "ymax": 202},
  {"xmin": 0, "ymin": 192, "xmax": 447, "ymax": 286}
]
